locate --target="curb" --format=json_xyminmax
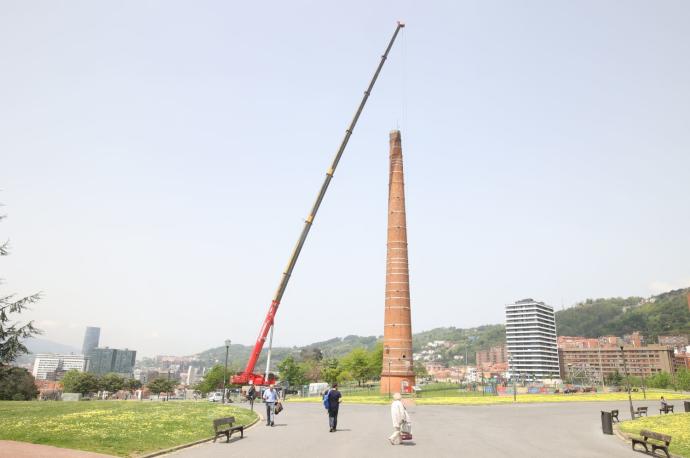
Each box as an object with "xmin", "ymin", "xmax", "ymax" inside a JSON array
[{"xmin": 138, "ymin": 415, "xmax": 261, "ymax": 458}]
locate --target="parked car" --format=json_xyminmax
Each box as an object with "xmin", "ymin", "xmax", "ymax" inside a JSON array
[{"xmin": 208, "ymin": 392, "xmax": 223, "ymax": 402}]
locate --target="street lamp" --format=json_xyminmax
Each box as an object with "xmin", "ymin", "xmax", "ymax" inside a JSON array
[
  {"xmin": 509, "ymin": 356, "xmax": 516, "ymax": 402},
  {"xmin": 619, "ymin": 346, "xmax": 634, "ymax": 419},
  {"xmin": 222, "ymin": 339, "xmax": 231, "ymax": 404}
]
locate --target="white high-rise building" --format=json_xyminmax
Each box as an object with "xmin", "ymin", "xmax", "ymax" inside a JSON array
[
  {"xmin": 505, "ymin": 298, "xmax": 560, "ymax": 380},
  {"xmin": 32, "ymin": 354, "xmax": 87, "ymax": 380}
]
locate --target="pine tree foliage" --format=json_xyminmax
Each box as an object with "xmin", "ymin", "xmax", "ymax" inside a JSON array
[{"xmin": 0, "ymin": 207, "xmax": 41, "ymax": 366}]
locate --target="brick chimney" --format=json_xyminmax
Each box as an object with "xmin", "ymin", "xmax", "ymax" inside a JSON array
[{"xmin": 381, "ymin": 130, "xmax": 415, "ymax": 394}]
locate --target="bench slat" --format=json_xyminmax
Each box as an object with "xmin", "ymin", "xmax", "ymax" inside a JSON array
[
  {"xmin": 640, "ymin": 429, "xmax": 672, "ymax": 444},
  {"xmin": 213, "ymin": 417, "xmax": 235, "ymax": 426}
]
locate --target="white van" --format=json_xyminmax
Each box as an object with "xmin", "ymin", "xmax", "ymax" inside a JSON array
[{"xmin": 207, "ymin": 392, "xmax": 223, "ymax": 402}]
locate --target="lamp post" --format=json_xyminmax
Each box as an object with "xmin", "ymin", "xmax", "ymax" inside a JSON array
[
  {"xmin": 619, "ymin": 345, "xmax": 634, "ymax": 419},
  {"xmin": 510, "ymin": 356, "xmax": 516, "ymax": 402},
  {"xmin": 222, "ymin": 339, "xmax": 231, "ymax": 404}
]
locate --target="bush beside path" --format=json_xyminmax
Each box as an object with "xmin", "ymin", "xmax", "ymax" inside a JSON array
[{"xmin": 0, "ymin": 401, "xmax": 258, "ymax": 457}]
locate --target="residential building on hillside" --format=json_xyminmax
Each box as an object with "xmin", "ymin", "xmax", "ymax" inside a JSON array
[
  {"xmin": 599, "ymin": 336, "xmax": 619, "ymax": 347},
  {"xmin": 81, "ymin": 326, "xmax": 100, "ymax": 355},
  {"xmin": 505, "ymin": 299, "xmax": 560, "ymax": 380},
  {"xmin": 476, "ymin": 345, "xmax": 507, "ymax": 367},
  {"xmin": 559, "ymin": 345, "xmax": 675, "ymax": 382},
  {"xmin": 674, "ymin": 352, "xmax": 690, "ymax": 371},
  {"xmin": 659, "ymin": 335, "xmax": 689, "ymax": 350},
  {"xmin": 623, "ymin": 332, "xmax": 644, "ymax": 347},
  {"xmin": 32, "ymin": 354, "xmax": 87, "ymax": 380},
  {"xmin": 558, "ymin": 336, "xmax": 600, "ymax": 349},
  {"xmin": 87, "ymin": 347, "xmax": 136, "ymax": 376}
]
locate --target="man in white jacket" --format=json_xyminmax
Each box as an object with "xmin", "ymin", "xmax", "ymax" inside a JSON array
[{"xmin": 389, "ymin": 392, "xmax": 410, "ymax": 445}]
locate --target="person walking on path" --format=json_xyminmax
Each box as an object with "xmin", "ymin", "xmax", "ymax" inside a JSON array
[
  {"xmin": 263, "ymin": 384, "xmax": 278, "ymax": 426},
  {"xmin": 247, "ymin": 382, "xmax": 256, "ymax": 412},
  {"xmin": 326, "ymin": 383, "xmax": 342, "ymax": 432},
  {"xmin": 388, "ymin": 392, "xmax": 410, "ymax": 445}
]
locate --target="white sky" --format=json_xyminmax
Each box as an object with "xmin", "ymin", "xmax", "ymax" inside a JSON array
[{"xmin": 2, "ymin": 1, "xmax": 689, "ymax": 357}]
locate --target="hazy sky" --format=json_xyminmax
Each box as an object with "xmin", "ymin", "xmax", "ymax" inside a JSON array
[{"xmin": 2, "ymin": 1, "xmax": 689, "ymax": 357}]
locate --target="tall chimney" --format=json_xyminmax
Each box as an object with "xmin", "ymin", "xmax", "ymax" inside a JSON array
[{"xmin": 381, "ymin": 130, "xmax": 415, "ymax": 394}]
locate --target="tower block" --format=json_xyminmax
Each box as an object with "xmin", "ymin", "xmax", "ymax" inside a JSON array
[{"xmin": 381, "ymin": 130, "xmax": 415, "ymax": 394}]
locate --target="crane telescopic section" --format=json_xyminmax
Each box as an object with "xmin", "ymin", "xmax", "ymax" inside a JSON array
[{"xmin": 231, "ymin": 22, "xmax": 405, "ymax": 386}]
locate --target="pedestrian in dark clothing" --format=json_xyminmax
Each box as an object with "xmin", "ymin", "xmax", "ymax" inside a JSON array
[
  {"xmin": 247, "ymin": 382, "xmax": 256, "ymax": 412},
  {"xmin": 326, "ymin": 383, "xmax": 342, "ymax": 432}
]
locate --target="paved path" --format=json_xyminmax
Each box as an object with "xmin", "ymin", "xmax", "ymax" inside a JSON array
[
  {"xmin": 0, "ymin": 441, "xmax": 115, "ymax": 458},
  {"xmin": 169, "ymin": 400, "xmax": 654, "ymax": 458}
]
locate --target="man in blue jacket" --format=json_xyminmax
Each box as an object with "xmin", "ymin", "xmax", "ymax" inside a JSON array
[{"xmin": 326, "ymin": 383, "xmax": 342, "ymax": 432}]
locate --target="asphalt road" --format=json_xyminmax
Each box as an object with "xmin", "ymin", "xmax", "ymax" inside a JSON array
[{"xmin": 169, "ymin": 400, "xmax": 665, "ymax": 458}]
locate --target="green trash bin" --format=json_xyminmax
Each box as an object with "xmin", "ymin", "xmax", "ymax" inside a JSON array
[
  {"xmin": 601, "ymin": 411, "xmax": 613, "ymax": 435},
  {"xmin": 685, "ymin": 401, "xmax": 690, "ymax": 413}
]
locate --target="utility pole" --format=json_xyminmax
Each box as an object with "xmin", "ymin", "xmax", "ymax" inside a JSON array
[
  {"xmin": 222, "ymin": 339, "xmax": 231, "ymax": 404},
  {"xmin": 620, "ymin": 346, "xmax": 635, "ymax": 419},
  {"xmin": 508, "ymin": 355, "xmax": 517, "ymax": 402}
]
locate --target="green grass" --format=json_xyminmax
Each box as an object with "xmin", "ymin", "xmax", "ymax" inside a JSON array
[
  {"xmin": 0, "ymin": 401, "xmax": 258, "ymax": 457},
  {"xmin": 619, "ymin": 413, "xmax": 690, "ymax": 457},
  {"xmin": 288, "ymin": 390, "xmax": 689, "ymax": 406}
]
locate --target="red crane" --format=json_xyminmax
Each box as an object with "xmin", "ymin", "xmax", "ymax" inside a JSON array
[{"xmin": 231, "ymin": 22, "xmax": 405, "ymax": 386}]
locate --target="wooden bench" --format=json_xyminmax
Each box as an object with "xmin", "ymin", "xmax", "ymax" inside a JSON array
[
  {"xmin": 213, "ymin": 417, "xmax": 244, "ymax": 443},
  {"xmin": 631, "ymin": 429, "xmax": 672, "ymax": 458},
  {"xmin": 660, "ymin": 404, "xmax": 673, "ymax": 414},
  {"xmin": 634, "ymin": 406, "xmax": 648, "ymax": 418},
  {"xmin": 611, "ymin": 409, "xmax": 620, "ymax": 423}
]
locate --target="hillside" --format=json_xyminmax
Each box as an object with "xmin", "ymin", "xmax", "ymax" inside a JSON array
[
  {"xmin": 555, "ymin": 288, "xmax": 690, "ymax": 339},
  {"xmin": 167, "ymin": 287, "xmax": 690, "ymax": 371}
]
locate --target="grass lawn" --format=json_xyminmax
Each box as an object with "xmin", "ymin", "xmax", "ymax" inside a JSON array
[
  {"xmin": 0, "ymin": 401, "xmax": 258, "ymax": 457},
  {"xmin": 619, "ymin": 413, "xmax": 690, "ymax": 457},
  {"xmin": 288, "ymin": 390, "xmax": 689, "ymax": 406}
]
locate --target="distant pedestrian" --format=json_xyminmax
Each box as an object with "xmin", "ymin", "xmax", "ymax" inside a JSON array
[
  {"xmin": 247, "ymin": 382, "xmax": 256, "ymax": 411},
  {"xmin": 388, "ymin": 393, "xmax": 410, "ymax": 445},
  {"xmin": 325, "ymin": 383, "xmax": 342, "ymax": 432},
  {"xmin": 661, "ymin": 396, "xmax": 668, "ymax": 410},
  {"xmin": 263, "ymin": 384, "xmax": 278, "ymax": 426}
]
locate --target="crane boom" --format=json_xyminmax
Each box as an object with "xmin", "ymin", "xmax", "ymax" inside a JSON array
[{"xmin": 232, "ymin": 22, "xmax": 405, "ymax": 386}]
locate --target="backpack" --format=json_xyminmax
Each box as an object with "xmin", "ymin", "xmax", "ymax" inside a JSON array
[{"xmin": 323, "ymin": 389, "xmax": 331, "ymax": 410}]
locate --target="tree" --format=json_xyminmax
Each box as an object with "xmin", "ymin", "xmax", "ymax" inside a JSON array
[
  {"xmin": 99, "ymin": 373, "xmax": 124, "ymax": 392},
  {"xmin": 0, "ymin": 209, "xmax": 41, "ymax": 366},
  {"xmin": 300, "ymin": 359, "xmax": 322, "ymax": 383},
  {"xmin": 675, "ymin": 368, "xmax": 690, "ymax": 391},
  {"xmin": 123, "ymin": 378, "xmax": 142, "ymax": 391},
  {"xmin": 368, "ymin": 343, "xmax": 383, "ymax": 379},
  {"xmin": 148, "ymin": 377, "xmax": 176, "ymax": 396},
  {"xmin": 299, "ymin": 347, "xmax": 323, "ymax": 361},
  {"xmin": 413, "ymin": 361, "xmax": 428, "ymax": 378},
  {"xmin": 62, "ymin": 370, "xmax": 100, "ymax": 395},
  {"xmin": 0, "ymin": 366, "xmax": 38, "ymax": 400},
  {"xmin": 341, "ymin": 348, "xmax": 374, "ymax": 386},
  {"xmin": 321, "ymin": 358, "xmax": 343, "ymax": 385},
  {"xmin": 194, "ymin": 364, "xmax": 229, "ymax": 395},
  {"xmin": 277, "ymin": 355, "xmax": 305, "ymax": 387},
  {"xmin": 646, "ymin": 371, "xmax": 672, "ymax": 389},
  {"xmin": 604, "ymin": 370, "xmax": 623, "ymax": 386}
]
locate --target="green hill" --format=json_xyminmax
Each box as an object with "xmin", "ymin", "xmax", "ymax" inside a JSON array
[
  {"xmin": 555, "ymin": 288, "xmax": 690, "ymax": 340},
  {"xmin": 158, "ymin": 287, "xmax": 689, "ymax": 372}
]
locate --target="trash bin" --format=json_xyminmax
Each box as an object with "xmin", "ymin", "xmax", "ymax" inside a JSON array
[
  {"xmin": 601, "ymin": 411, "xmax": 613, "ymax": 435},
  {"xmin": 685, "ymin": 401, "xmax": 690, "ymax": 413}
]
